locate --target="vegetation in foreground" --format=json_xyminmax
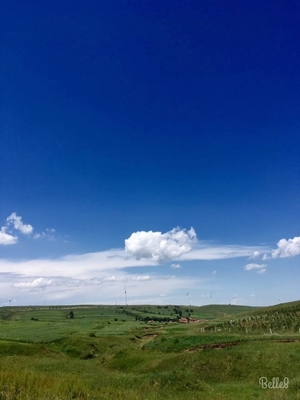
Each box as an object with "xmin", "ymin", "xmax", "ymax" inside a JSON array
[{"xmin": 0, "ymin": 301, "xmax": 300, "ymax": 399}]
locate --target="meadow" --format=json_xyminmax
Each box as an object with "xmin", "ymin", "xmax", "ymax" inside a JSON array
[{"xmin": 0, "ymin": 302, "xmax": 299, "ymax": 399}]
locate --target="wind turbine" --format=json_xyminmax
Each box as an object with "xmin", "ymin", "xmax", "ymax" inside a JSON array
[
  {"xmin": 186, "ymin": 293, "xmax": 190, "ymax": 306},
  {"xmin": 210, "ymin": 291, "xmax": 213, "ymax": 304},
  {"xmin": 8, "ymin": 299, "xmax": 11, "ymax": 307},
  {"xmin": 124, "ymin": 286, "xmax": 128, "ymax": 306}
]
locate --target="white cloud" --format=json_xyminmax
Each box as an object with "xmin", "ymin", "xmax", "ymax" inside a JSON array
[
  {"xmin": 7, "ymin": 212, "xmax": 33, "ymax": 235},
  {"xmin": 125, "ymin": 228, "xmax": 268, "ymax": 262},
  {"xmin": 0, "ymin": 228, "xmax": 18, "ymax": 245},
  {"xmin": 34, "ymin": 228, "xmax": 56, "ymax": 240},
  {"xmin": 272, "ymin": 236, "xmax": 300, "ymax": 258},
  {"xmin": 182, "ymin": 244, "xmax": 268, "ymax": 261},
  {"xmin": 171, "ymin": 263, "xmax": 182, "ymax": 269},
  {"xmin": 13, "ymin": 278, "xmax": 52, "ymax": 291},
  {"xmin": 131, "ymin": 275, "xmax": 150, "ymax": 281},
  {"xmin": 250, "ymin": 251, "xmax": 260, "ymax": 259},
  {"xmin": 0, "ymin": 224, "xmax": 281, "ymax": 305},
  {"xmin": 244, "ymin": 263, "xmax": 267, "ymax": 271},
  {"xmin": 0, "ymin": 249, "xmax": 157, "ymax": 279},
  {"xmin": 125, "ymin": 227, "xmax": 197, "ymax": 261},
  {"xmin": 1, "ymin": 268, "xmax": 203, "ymax": 306},
  {"xmin": 257, "ymin": 268, "xmax": 266, "ymax": 274},
  {"xmin": 212, "ymin": 270, "xmax": 217, "ymax": 274},
  {"xmin": 1, "ymin": 212, "xmax": 57, "ymax": 245}
]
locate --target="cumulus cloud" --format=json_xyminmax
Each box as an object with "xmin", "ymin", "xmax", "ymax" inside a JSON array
[
  {"xmin": 244, "ymin": 263, "xmax": 267, "ymax": 271},
  {"xmin": 125, "ymin": 227, "xmax": 197, "ymax": 261},
  {"xmin": 0, "ymin": 212, "xmax": 33, "ymax": 245},
  {"xmin": 0, "ymin": 228, "xmax": 18, "ymax": 245},
  {"xmin": 250, "ymin": 251, "xmax": 260, "ymax": 259},
  {"xmin": 0, "ymin": 212, "xmax": 57, "ymax": 245},
  {"xmin": 7, "ymin": 212, "xmax": 33, "ymax": 235},
  {"xmin": 271, "ymin": 236, "xmax": 300, "ymax": 258}
]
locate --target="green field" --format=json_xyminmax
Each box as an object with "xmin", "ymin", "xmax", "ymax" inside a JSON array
[{"xmin": 0, "ymin": 301, "xmax": 299, "ymax": 399}]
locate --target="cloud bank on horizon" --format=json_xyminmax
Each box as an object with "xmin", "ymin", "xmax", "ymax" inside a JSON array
[{"xmin": 0, "ymin": 213, "xmax": 299, "ymax": 306}]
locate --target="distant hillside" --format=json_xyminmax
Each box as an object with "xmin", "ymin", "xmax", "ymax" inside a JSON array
[
  {"xmin": 263, "ymin": 299, "xmax": 300, "ymax": 312},
  {"xmin": 191, "ymin": 304, "xmax": 261, "ymax": 319},
  {"xmin": 203, "ymin": 299, "xmax": 300, "ymax": 334},
  {"xmin": 1, "ymin": 300, "xmax": 299, "ymax": 322}
]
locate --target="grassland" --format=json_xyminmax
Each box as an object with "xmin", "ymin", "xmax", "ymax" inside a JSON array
[{"xmin": 0, "ymin": 301, "xmax": 299, "ymax": 399}]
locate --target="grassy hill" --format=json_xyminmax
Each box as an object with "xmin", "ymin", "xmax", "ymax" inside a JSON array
[{"xmin": 0, "ymin": 301, "xmax": 299, "ymax": 399}]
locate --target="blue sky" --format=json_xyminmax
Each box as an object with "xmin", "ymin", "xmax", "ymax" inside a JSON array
[{"xmin": 1, "ymin": 0, "xmax": 299, "ymax": 306}]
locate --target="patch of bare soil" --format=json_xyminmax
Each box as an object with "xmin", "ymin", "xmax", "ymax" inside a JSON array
[{"xmin": 184, "ymin": 341, "xmax": 241, "ymax": 352}]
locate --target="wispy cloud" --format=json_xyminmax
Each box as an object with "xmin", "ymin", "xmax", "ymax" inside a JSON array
[
  {"xmin": 0, "ymin": 249, "xmax": 157, "ymax": 278},
  {"xmin": 1, "ymin": 269, "xmax": 204, "ymax": 305},
  {"xmin": 34, "ymin": 228, "xmax": 56, "ymax": 240},
  {"xmin": 171, "ymin": 263, "xmax": 182, "ymax": 269},
  {"xmin": 244, "ymin": 263, "xmax": 267, "ymax": 273},
  {"xmin": 13, "ymin": 277, "xmax": 53, "ymax": 291},
  {"xmin": 257, "ymin": 268, "xmax": 266, "ymax": 274},
  {"xmin": 182, "ymin": 244, "xmax": 268, "ymax": 261}
]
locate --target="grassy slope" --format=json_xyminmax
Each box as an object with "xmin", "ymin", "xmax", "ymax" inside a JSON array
[{"xmin": 0, "ymin": 302, "xmax": 299, "ymax": 399}]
